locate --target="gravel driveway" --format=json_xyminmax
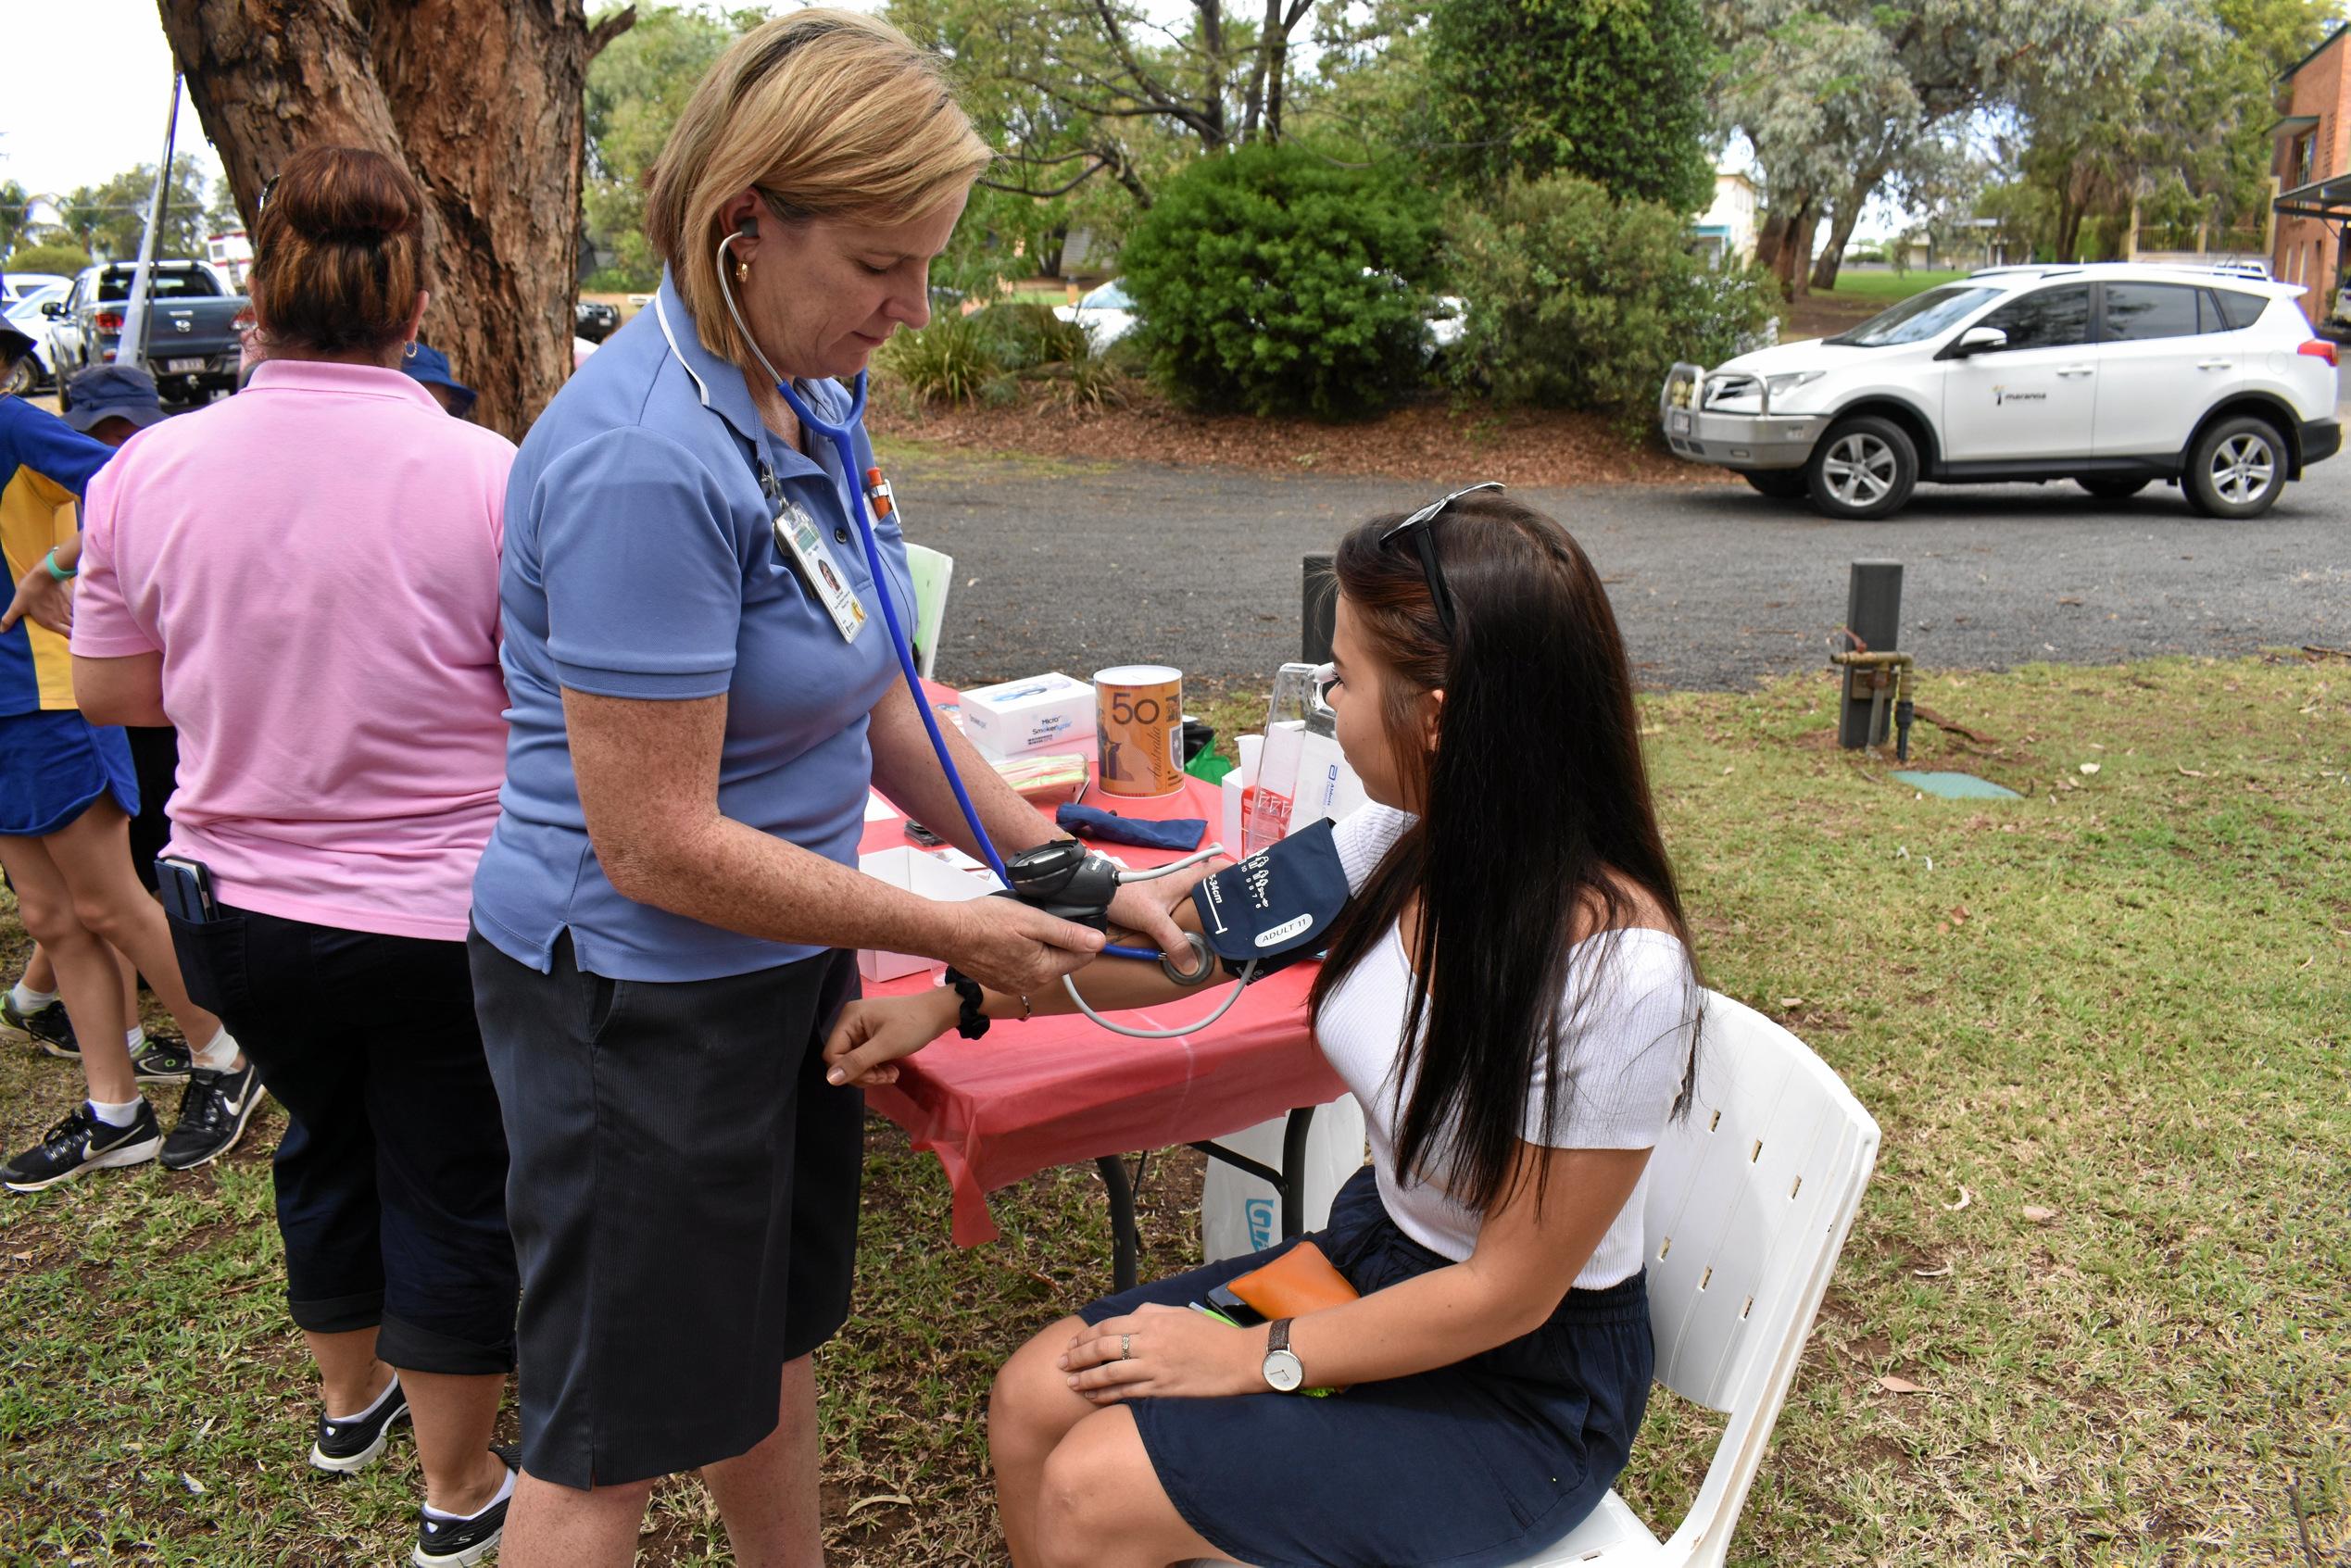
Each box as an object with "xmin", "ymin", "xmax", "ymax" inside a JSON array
[{"xmin": 890, "ymin": 445, "xmax": 2347, "ymax": 694}]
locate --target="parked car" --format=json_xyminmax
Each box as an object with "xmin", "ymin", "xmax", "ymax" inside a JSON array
[
  {"xmin": 575, "ymin": 299, "xmax": 620, "ymax": 343},
  {"xmin": 2, "ymin": 282, "xmax": 70, "ymax": 395},
  {"xmin": 1661, "ymin": 262, "xmax": 2339, "ymax": 521},
  {"xmin": 44, "ymin": 259, "xmax": 248, "ymax": 409},
  {"xmin": 3, "ymin": 272, "xmax": 73, "ymax": 309},
  {"xmin": 1053, "ymin": 279, "xmax": 1136, "ymax": 353}
]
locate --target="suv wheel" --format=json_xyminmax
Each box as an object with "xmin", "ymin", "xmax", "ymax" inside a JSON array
[
  {"xmin": 1740, "ymin": 470, "xmax": 1809, "ymax": 499},
  {"xmin": 2184, "ymin": 417, "xmax": 2287, "ymax": 519},
  {"xmin": 2076, "ymin": 475, "xmax": 2149, "ymax": 500},
  {"xmin": 1806, "ymin": 416, "xmax": 1917, "ymax": 521},
  {"xmin": 0, "ymin": 357, "xmax": 34, "ymax": 398}
]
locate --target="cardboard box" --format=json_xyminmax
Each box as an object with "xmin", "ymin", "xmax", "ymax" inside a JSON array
[
  {"xmin": 962, "ymin": 671, "xmax": 1095, "ymax": 760},
  {"xmin": 856, "ymin": 846, "xmax": 1002, "ymax": 983}
]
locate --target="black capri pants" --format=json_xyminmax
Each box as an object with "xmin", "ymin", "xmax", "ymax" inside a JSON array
[
  {"xmin": 169, "ymin": 906, "xmax": 518, "ymax": 1374},
  {"xmin": 469, "ymin": 931, "xmax": 863, "ymax": 1490}
]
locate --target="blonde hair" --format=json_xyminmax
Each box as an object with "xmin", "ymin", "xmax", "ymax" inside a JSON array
[{"xmin": 645, "ymin": 8, "xmax": 994, "ymax": 369}]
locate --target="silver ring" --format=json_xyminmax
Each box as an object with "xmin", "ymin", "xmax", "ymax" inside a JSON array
[{"xmin": 1120, "ymin": 1334, "xmax": 1133, "ymax": 1361}]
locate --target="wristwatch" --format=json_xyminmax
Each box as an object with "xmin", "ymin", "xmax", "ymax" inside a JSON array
[{"xmin": 1261, "ymin": 1318, "xmax": 1304, "ymax": 1393}]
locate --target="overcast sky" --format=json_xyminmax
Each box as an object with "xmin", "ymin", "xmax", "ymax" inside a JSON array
[{"xmin": 0, "ymin": 0, "xmax": 223, "ymax": 198}]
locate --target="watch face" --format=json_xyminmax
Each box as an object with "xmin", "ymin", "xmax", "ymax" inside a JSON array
[{"xmin": 1264, "ymin": 1348, "xmax": 1305, "ymax": 1392}]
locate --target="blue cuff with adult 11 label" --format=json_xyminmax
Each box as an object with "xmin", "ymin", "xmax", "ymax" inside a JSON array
[{"xmin": 1189, "ymin": 818, "xmax": 1352, "ymax": 980}]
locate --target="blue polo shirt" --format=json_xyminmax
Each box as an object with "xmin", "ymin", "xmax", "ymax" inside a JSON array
[{"xmin": 471, "ymin": 274, "xmax": 913, "ymax": 982}]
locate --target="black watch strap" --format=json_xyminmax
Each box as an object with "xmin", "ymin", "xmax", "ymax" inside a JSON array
[
  {"xmin": 1269, "ymin": 1317, "xmax": 1293, "ymax": 1354},
  {"xmin": 943, "ymin": 968, "xmax": 989, "ymax": 1040}
]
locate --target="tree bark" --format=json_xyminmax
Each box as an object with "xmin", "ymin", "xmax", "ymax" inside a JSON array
[
  {"xmin": 156, "ymin": 0, "xmax": 630, "ymax": 439},
  {"xmin": 1809, "ymin": 164, "xmax": 1888, "ymax": 293},
  {"xmin": 1764, "ymin": 198, "xmax": 1817, "ymax": 298}
]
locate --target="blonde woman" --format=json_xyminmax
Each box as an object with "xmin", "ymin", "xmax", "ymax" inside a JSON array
[{"xmin": 468, "ymin": 13, "xmax": 1188, "ymax": 1563}]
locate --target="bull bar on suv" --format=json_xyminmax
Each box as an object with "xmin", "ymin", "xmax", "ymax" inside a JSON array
[{"xmin": 1660, "ymin": 361, "xmax": 1829, "ymax": 471}]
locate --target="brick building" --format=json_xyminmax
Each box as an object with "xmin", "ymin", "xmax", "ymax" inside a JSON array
[{"xmin": 2273, "ymin": 25, "xmax": 2351, "ymax": 319}]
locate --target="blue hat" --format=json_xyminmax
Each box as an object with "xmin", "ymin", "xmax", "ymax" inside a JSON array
[
  {"xmin": 403, "ymin": 343, "xmax": 477, "ymax": 416},
  {"xmin": 0, "ymin": 322, "xmax": 35, "ymax": 368},
  {"xmin": 62, "ymin": 366, "xmax": 168, "ymax": 433}
]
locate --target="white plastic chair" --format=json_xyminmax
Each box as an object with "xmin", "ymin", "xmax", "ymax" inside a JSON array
[
  {"xmin": 1174, "ymin": 996, "xmax": 1877, "ymax": 1568},
  {"xmin": 903, "ymin": 542, "xmax": 954, "ymax": 680},
  {"xmin": 1505, "ymin": 991, "xmax": 1881, "ymax": 1567}
]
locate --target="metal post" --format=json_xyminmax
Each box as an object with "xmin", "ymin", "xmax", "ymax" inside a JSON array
[
  {"xmin": 1301, "ymin": 553, "xmax": 1336, "ymax": 666},
  {"xmin": 117, "ymin": 74, "xmax": 183, "ymax": 376},
  {"xmin": 1839, "ymin": 560, "xmax": 1904, "ymax": 749},
  {"xmin": 1095, "ymin": 1155, "xmax": 1139, "ymax": 1293}
]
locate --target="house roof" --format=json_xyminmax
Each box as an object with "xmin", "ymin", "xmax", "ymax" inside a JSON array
[{"xmin": 2281, "ymin": 22, "xmax": 2347, "ymax": 84}]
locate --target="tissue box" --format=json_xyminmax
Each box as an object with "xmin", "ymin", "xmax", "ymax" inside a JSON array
[
  {"xmin": 963, "ymin": 671, "xmax": 1095, "ymax": 760},
  {"xmin": 856, "ymin": 846, "xmax": 1002, "ymax": 983}
]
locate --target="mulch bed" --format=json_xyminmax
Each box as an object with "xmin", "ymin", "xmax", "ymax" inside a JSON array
[{"xmin": 868, "ymin": 388, "xmax": 1735, "ymax": 488}]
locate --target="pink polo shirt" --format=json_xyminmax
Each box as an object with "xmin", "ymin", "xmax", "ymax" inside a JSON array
[{"xmin": 70, "ymin": 361, "xmax": 515, "ymax": 941}]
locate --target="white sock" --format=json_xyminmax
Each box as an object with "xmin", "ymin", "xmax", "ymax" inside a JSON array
[
  {"xmin": 88, "ymin": 1097, "xmax": 144, "ymax": 1128},
  {"xmin": 421, "ymin": 1459, "xmax": 516, "ymax": 1523},
  {"xmin": 328, "ymin": 1371, "xmax": 401, "ymax": 1424},
  {"xmin": 192, "ymin": 1027, "xmax": 240, "ymax": 1073},
  {"xmin": 10, "ymin": 981, "xmax": 57, "ymax": 1011},
  {"xmin": 126, "ymin": 1025, "xmax": 147, "ymax": 1051}
]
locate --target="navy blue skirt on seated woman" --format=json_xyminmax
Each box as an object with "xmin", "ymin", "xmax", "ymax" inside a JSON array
[{"xmin": 1076, "ymin": 1165, "xmax": 1653, "ymax": 1568}]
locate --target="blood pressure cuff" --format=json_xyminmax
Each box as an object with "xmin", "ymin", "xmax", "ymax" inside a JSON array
[{"xmin": 1189, "ymin": 818, "xmax": 1352, "ymax": 981}]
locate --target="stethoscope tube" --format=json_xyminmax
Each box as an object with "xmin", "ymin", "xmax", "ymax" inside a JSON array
[{"xmin": 716, "ymin": 235, "xmax": 1249, "ymax": 1038}]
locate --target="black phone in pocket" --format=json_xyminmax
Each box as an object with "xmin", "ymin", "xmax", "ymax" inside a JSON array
[
  {"xmin": 156, "ymin": 856, "xmax": 220, "ymax": 923},
  {"xmin": 1206, "ymin": 1282, "xmax": 1263, "ymax": 1325}
]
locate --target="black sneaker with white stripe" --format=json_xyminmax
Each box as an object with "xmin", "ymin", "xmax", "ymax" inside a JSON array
[
  {"xmin": 412, "ymin": 1445, "xmax": 520, "ymax": 1568},
  {"xmin": 2, "ymin": 1100, "xmax": 162, "ymax": 1191},
  {"xmin": 133, "ymin": 1034, "xmax": 195, "ymax": 1085},
  {"xmin": 2, "ymin": 995, "xmax": 78, "ymax": 1060},
  {"xmin": 159, "ymin": 1061, "xmax": 264, "ymax": 1171},
  {"xmin": 309, "ymin": 1374, "xmax": 409, "ymax": 1474}
]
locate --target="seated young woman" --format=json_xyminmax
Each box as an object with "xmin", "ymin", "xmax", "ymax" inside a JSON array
[{"xmin": 823, "ymin": 488, "xmax": 1706, "ymax": 1568}]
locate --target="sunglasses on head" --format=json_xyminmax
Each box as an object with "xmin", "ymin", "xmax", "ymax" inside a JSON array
[{"xmin": 1379, "ymin": 482, "xmax": 1503, "ymax": 638}]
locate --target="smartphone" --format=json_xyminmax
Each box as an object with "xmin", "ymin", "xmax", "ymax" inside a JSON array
[
  {"xmin": 156, "ymin": 856, "xmax": 220, "ymax": 923},
  {"xmin": 1206, "ymin": 1282, "xmax": 1263, "ymax": 1325},
  {"xmin": 903, "ymin": 820, "xmax": 944, "ymax": 847}
]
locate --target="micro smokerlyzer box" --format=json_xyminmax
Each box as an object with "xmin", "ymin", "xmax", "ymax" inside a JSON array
[{"xmin": 962, "ymin": 671, "xmax": 1096, "ymax": 761}]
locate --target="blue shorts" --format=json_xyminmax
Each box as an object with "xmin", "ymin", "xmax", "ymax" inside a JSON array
[
  {"xmin": 1077, "ymin": 1166, "xmax": 1653, "ymax": 1568},
  {"xmin": 0, "ymin": 709, "xmax": 139, "ymax": 838}
]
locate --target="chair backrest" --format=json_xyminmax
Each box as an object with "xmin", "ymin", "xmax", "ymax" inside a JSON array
[
  {"xmin": 1641, "ymin": 992, "xmax": 1880, "ymax": 1566},
  {"xmin": 903, "ymin": 542, "xmax": 954, "ymax": 680}
]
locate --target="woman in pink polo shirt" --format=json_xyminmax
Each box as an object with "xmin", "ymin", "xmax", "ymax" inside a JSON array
[{"xmin": 70, "ymin": 146, "xmax": 523, "ymax": 1568}]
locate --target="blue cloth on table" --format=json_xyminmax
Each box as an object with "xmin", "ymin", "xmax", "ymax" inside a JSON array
[{"xmin": 1054, "ymin": 803, "xmax": 1204, "ymax": 851}]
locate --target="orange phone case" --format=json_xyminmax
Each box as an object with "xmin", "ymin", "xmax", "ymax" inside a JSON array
[{"xmin": 1225, "ymin": 1239, "xmax": 1361, "ymax": 1320}]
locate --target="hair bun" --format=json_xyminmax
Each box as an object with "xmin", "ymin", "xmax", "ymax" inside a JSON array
[{"xmin": 270, "ymin": 146, "xmax": 421, "ymax": 245}]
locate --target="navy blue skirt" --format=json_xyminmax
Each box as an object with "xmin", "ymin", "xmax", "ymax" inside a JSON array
[
  {"xmin": 0, "ymin": 709, "xmax": 138, "ymax": 838},
  {"xmin": 1078, "ymin": 1166, "xmax": 1653, "ymax": 1568}
]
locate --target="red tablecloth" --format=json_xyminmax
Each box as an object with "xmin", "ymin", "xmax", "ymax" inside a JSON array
[{"xmin": 858, "ymin": 715, "xmax": 1341, "ymax": 1247}]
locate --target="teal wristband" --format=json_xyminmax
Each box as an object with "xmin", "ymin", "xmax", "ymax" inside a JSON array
[{"xmin": 42, "ymin": 549, "xmax": 75, "ymax": 583}]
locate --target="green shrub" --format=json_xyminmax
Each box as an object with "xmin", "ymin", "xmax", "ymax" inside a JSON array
[
  {"xmin": 974, "ymin": 301, "xmax": 1090, "ymax": 371},
  {"xmin": 1443, "ymin": 175, "xmax": 1778, "ymax": 418},
  {"xmin": 4, "ymin": 244, "xmax": 94, "ymax": 280},
  {"xmin": 1121, "ymin": 144, "xmax": 1443, "ymax": 420},
  {"xmin": 878, "ymin": 310, "xmax": 1001, "ymax": 406}
]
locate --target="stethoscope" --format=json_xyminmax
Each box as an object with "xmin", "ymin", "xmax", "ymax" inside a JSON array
[{"xmin": 709, "ymin": 226, "xmax": 1254, "ymax": 1038}]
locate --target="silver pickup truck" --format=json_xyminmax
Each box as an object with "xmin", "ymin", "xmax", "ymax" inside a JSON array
[{"xmin": 44, "ymin": 260, "xmax": 249, "ymax": 409}]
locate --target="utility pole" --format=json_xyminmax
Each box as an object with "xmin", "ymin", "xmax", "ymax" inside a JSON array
[{"xmin": 116, "ymin": 74, "xmax": 183, "ymax": 376}]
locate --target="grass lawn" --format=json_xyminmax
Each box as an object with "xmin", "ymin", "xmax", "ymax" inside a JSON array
[
  {"xmin": 1822, "ymin": 268, "xmax": 1974, "ymax": 304},
  {"xmin": 3, "ymin": 656, "xmax": 2345, "ymax": 1565}
]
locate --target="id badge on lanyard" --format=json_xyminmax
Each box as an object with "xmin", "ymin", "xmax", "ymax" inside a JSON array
[{"xmin": 765, "ymin": 470, "xmax": 867, "ymax": 645}]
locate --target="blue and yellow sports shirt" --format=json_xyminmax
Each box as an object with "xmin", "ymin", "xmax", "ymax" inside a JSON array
[{"xmin": 0, "ymin": 396, "xmax": 114, "ymax": 715}]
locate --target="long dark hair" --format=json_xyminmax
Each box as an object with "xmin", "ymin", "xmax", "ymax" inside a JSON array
[{"xmin": 1307, "ymin": 493, "xmax": 1702, "ymax": 1212}]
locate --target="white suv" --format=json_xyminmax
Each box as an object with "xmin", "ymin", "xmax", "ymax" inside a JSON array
[{"xmin": 1661, "ymin": 264, "xmax": 2341, "ymax": 521}]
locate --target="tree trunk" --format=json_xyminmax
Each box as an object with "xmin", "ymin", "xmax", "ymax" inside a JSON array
[
  {"xmin": 157, "ymin": 0, "xmax": 631, "ymax": 439},
  {"xmin": 1809, "ymin": 164, "xmax": 1888, "ymax": 293},
  {"xmin": 1770, "ymin": 198, "xmax": 1817, "ymax": 298},
  {"xmin": 1754, "ymin": 208, "xmax": 1795, "ymax": 291}
]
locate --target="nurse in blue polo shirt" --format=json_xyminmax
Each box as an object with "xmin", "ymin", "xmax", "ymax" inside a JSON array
[{"xmin": 467, "ymin": 12, "xmax": 1191, "ymax": 1564}]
